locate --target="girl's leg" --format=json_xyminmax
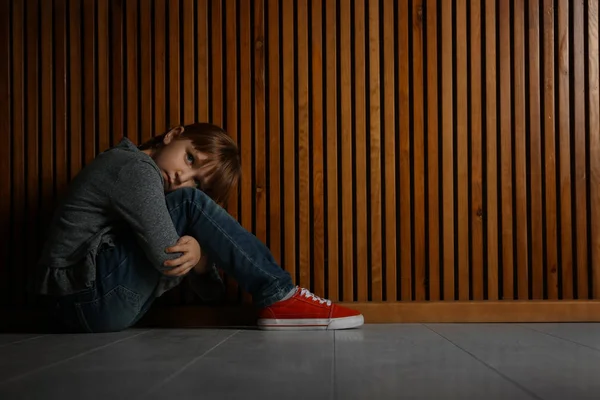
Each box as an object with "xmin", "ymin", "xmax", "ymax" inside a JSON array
[
  {"xmin": 54, "ymin": 234, "xmax": 161, "ymax": 333},
  {"xmin": 166, "ymin": 187, "xmax": 295, "ymax": 308}
]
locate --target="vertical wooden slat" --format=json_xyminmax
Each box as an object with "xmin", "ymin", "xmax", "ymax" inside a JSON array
[
  {"xmin": 111, "ymin": 0, "xmax": 124, "ymax": 144},
  {"xmin": 153, "ymin": 0, "xmax": 166, "ymax": 133},
  {"xmin": 470, "ymin": 0, "xmax": 484, "ymax": 300},
  {"xmin": 339, "ymin": 0, "xmax": 353, "ymax": 301},
  {"xmin": 40, "ymin": 0, "xmax": 53, "ymax": 219},
  {"xmin": 139, "ymin": 0, "xmax": 152, "ymax": 141},
  {"xmin": 282, "ymin": 0, "xmax": 295, "ymax": 278},
  {"xmin": 54, "ymin": 0, "xmax": 68, "ymax": 198},
  {"xmin": 254, "ymin": 0, "xmax": 267, "ymax": 249},
  {"xmin": 354, "ymin": 0, "xmax": 368, "ymax": 301},
  {"xmin": 543, "ymin": 0, "xmax": 559, "ymax": 300},
  {"xmin": 83, "ymin": 0, "xmax": 95, "ymax": 161},
  {"xmin": 197, "ymin": 0, "xmax": 209, "ymax": 121},
  {"xmin": 456, "ymin": 0, "xmax": 469, "ymax": 300},
  {"xmin": 224, "ymin": 0, "xmax": 239, "ymax": 299},
  {"xmin": 168, "ymin": 0, "xmax": 180, "ymax": 127},
  {"xmin": 382, "ymin": 0, "xmax": 396, "ymax": 301},
  {"xmin": 557, "ymin": 0, "xmax": 573, "ymax": 299},
  {"xmin": 426, "ymin": 0, "xmax": 440, "ymax": 301},
  {"xmin": 182, "ymin": 0, "xmax": 194, "ymax": 125},
  {"xmin": 267, "ymin": 0, "xmax": 281, "ymax": 265},
  {"xmin": 69, "ymin": 0, "xmax": 82, "ymax": 178},
  {"xmin": 368, "ymin": 0, "xmax": 383, "ymax": 301},
  {"xmin": 412, "ymin": 0, "xmax": 426, "ymax": 301},
  {"xmin": 441, "ymin": 0, "xmax": 454, "ymax": 300},
  {"xmin": 311, "ymin": 0, "xmax": 325, "ymax": 297},
  {"xmin": 398, "ymin": 0, "xmax": 411, "ymax": 301},
  {"xmin": 485, "ymin": 0, "xmax": 499, "ymax": 301},
  {"xmin": 126, "ymin": 0, "xmax": 138, "ymax": 141},
  {"xmin": 573, "ymin": 0, "xmax": 588, "ymax": 299},
  {"xmin": 25, "ymin": 0, "xmax": 40, "ymax": 305},
  {"xmin": 499, "ymin": 0, "xmax": 513, "ymax": 300},
  {"xmin": 325, "ymin": 0, "xmax": 339, "ymax": 300},
  {"xmin": 513, "ymin": 0, "xmax": 529, "ymax": 299},
  {"xmin": 239, "ymin": 0, "xmax": 252, "ymax": 302},
  {"xmin": 0, "ymin": 0, "xmax": 10, "ymax": 304},
  {"xmin": 11, "ymin": 0, "xmax": 25, "ymax": 305},
  {"xmin": 211, "ymin": 0, "xmax": 223, "ymax": 126},
  {"xmin": 97, "ymin": 0, "xmax": 109, "ymax": 152},
  {"xmin": 297, "ymin": 0, "xmax": 310, "ymax": 290},
  {"xmin": 528, "ymin": 0, "xmax": 544, "ymax": 300},
  {"xmin": 239, "ymin": 0, "xmax": 252, "ymax": 232},
  {"xmin": 590, "ymin": 0, "xmax": 600, "ymax": 299}
]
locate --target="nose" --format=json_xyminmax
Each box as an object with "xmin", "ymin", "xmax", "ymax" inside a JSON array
[{"xmin": 174, "ymin": 170, "xmax": 195, "ymax": 187}]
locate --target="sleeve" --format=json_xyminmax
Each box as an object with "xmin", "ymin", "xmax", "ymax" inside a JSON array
[{"xmin": 110, "ymin": 160, "xmax": 182, "ymax": 274}]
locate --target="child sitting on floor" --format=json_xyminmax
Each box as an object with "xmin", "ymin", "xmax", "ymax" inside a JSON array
[{"xmin": 33, "ymin": 123, "xmax": 363, "ymax": 333}]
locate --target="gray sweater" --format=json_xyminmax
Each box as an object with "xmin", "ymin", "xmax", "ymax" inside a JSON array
[{"xmin": 34, "ymin": 138, "xmax": 183, "ymax": 297}]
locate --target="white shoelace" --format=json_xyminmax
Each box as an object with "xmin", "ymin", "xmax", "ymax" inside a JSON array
[{"xmin": 300, "ymin": 287, "xmax": 332, "ymax": 306}]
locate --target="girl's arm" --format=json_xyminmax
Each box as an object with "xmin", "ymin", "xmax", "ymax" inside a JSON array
[{"xmin": 110, "ymin": 159, "xmax": 183, "ymax": 275}]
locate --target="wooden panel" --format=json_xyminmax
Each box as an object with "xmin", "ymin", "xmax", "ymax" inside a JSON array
[
  {"xmin": 485, "ymin": 0, "xmax": 499, "ymax": 301},
  {"xmin": 368, "ymin": 0, "xmax": 382, "ymax": 302},
  {"xmin": 382, "ymin": 0, "xmax": 396, "ymax": 302},
  {"xmin": 557, "ymin": 0, "xmax": 573, "ymax": 299},
  {"xmin": 590, "ymin": 0, "xmax": 600, "ymax": 299},
  {"xmin": 426, "ymin": 0, "xmax": 440, "ymax": 301},
  {"xmin": 311, "ymin": 0, "xmax": 325, "ymax": 297},
  {"xmin": 441, "ymin": 0, "xmax": 454, "ymax": 300},
  {"xmin": 398, "ymin": 0, "xmax": 411, "ymax": 302},
  {"xmin": 499, "ymin": 0, "xmax": 513, "ymax": 300},
  {"xmin": 514, "ymin": 0, "xmax": 528, "ymax": 300},
  {"xmin": 0, "ymin": 0, "xmax": 10, "ymax": 305},
  {"xmin": 2, "ymin": 0, "xmax": 600, "ymax": 320},
  {"xmin": 97, "ymin": 0, "xmax": 110, "ymax": 151},
  {"xmin": 528, "ymin": 0, "xmax": 544, "ymax": 300},
  {"xmin": 573, "ymin": 0, "xmax": 588, "ymax": 299},
  {"xmin": 325, "ymin": 0, "xmax": 339, "ymax": 301},
  {"xmin": 267, "ymin": 0, "xmax": 281, "ymax": 266},
  {"xmin": 412, "ymin": 0, "xmax": 426, "ymax": 302},
  {"xmin": 543, "ymin": 0, "xmax": 559, "ymax": 300},
  {"xmin": 282, "ymin": 0, "xmax": 295, "ymax": 281},
  {"xmin": 354, "ymin": 0, "xmax": 368, "ymax": 302},
  {"xmin": 456, "ymin": 0, "xmax": 468, "ymax": 300},
  {"xmin": 470, "ymin": 0, "xmax": 484, "ymax": 301},
  {"xmin": 297, "ymin": 0, "xmax": 310, "ymax": 290},
  {"xmin": 138, "ymin": 0, "xmax": 151, "ymax": 144},
  {"xmin": 25, "ymin": 0, "xmax": 39, "ymax": 306},
  {"xmin": 340, "ymin": 0, "xmax": 353, "ymax": 302}
]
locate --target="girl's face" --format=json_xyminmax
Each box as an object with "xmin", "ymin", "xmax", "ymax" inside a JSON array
[{"xmin": 145, "ymin": 127, "xmax": 214, "ymax": 192}]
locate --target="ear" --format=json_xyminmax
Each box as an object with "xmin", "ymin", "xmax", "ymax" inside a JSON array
[{"xmin": 163, "ymin": 126, "xmax": 185, "ymax": 145}]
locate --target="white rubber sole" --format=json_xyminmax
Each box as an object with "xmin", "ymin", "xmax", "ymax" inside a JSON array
[{"xmin": 257, "ymin": 315, "xmax": 364, "ymax": 331}]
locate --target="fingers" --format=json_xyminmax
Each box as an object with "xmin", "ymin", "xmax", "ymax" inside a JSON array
[{"xmin": 164, "ymin": 260, "xmax": 196, "ymax": 277}]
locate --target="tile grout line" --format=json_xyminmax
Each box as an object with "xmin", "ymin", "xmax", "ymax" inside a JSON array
[
  {"xmin": 517, "ymin": 324, "xmax": 600, "ymax": 353},
  {"xmin": 0, "ymin": 329, "xmax": 152, "ymax": 386},
  {"xmin": 422, "ymin": 324, "xmax": 544, "ymax": 400},
  {"xmin": 331, "ymin": 331, "xmax": 336, "ymax": 400},
  {"xmin": 0, "ymin": 334, "xmax": 48, "ymax": 349},
  {"xmin": 141, "ymin": 329, "xmax": 241, "ymax": 398}
]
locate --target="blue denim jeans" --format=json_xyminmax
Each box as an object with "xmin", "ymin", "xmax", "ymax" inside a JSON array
[{"xmin": 53, "ymin": 187, "xmax": 295, "ymax": 333}]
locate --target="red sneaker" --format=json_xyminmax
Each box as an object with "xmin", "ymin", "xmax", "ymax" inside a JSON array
[{"xmin": 257, "ymin": 287, "xmax": 364, "ymax": 330}]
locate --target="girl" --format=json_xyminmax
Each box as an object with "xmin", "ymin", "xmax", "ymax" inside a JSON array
[{"xmin": 34, "ymin": 123, "xmax": 363, "ymax": 332}]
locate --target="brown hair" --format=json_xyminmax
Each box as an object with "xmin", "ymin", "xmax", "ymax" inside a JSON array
[{"xmin": 140, "ymin": 123, "xmax": 241, "ymax": 204}]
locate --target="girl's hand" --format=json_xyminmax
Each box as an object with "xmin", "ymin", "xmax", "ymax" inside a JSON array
[{"xmin": 164, "ymin": 236, "xmax": 202, "ymax": 276}]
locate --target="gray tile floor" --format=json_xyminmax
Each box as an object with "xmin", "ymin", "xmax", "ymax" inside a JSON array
[{"xmin": 1, "ymin": 323, "xmax": 599, "ymax": 399}]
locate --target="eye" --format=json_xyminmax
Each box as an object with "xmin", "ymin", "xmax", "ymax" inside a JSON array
[{"xmin": 186, "ymin": 152, "xmax": 195, "ymax": 164}]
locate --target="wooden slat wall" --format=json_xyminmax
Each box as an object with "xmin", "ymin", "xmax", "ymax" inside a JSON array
[{"xmin": 1, "ymin": 0, "xmax": 599, "ymax": 310}]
